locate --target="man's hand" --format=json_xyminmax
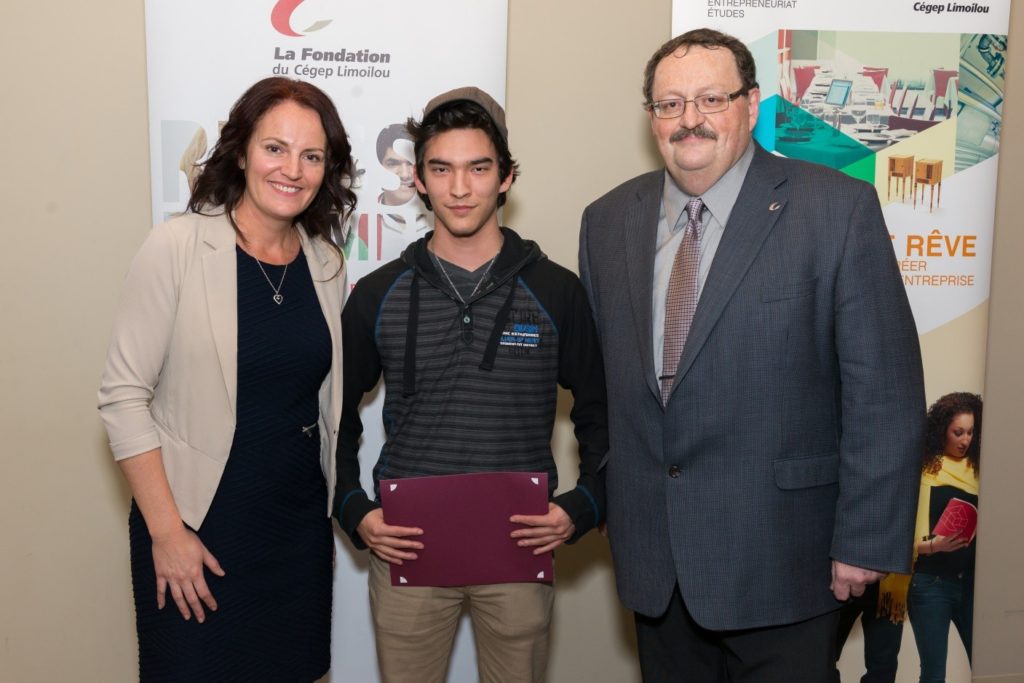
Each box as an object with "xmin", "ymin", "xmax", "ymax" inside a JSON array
[
  {"xmin": 510, "ymin": 503, "xmax": 576, "ymax": 555},
  {"xmin": 356, "ymin": 508, "xmax": 423, "ymax": 565},
  {"xmin": 830, "ymin": 560, "xmax": 885, "ymax": 601}
]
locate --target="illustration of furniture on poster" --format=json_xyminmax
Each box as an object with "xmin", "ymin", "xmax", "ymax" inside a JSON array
[
  {"xmin": 860, "ymin": 66, "xmax": 889, "ymax": 93},
  {"xmin": 886, "ymin": 73, "xmax": 951, "ymax": 132},
  {"xmin": 932, "ymin": 68, "xmax": 959, "ymax": 118},
  {"xmin": 792, "ymin": 64, "xmax": 819, "ymax": 103},
  {"xmin": 775, "ymin": 32, "xmax": 979, "ymax": 172},
  {"xmin": 774, "ymin": 100, "xmax": 872, "ymax": 169},
  {"xmin": 888, "ymin": 154, "xmax": 914, "ymax": 202},
  {"xmin": 774, "ymin": 80, "xmax": 896, "ymax": 168},
  {"xmin": 914, "ymin": 159, "xmax": 943, "ymax": 212},
  {"xmin": 778, "ymin": 62, "xmax": 950, "ymax": 161}
]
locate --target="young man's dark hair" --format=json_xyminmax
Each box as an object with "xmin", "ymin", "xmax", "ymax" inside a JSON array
[{"xmin": 406, "ymin": 87, "xmax": 520, "ymax": 208}]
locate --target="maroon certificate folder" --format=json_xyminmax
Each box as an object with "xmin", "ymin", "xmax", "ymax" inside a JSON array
[
  {"xmin": 932, "ymin": 497, "xmax": 979, "ymax": 544},
  {"xmin": 380, "ymin": 472, "xmax": 553, "ymax": 587}
]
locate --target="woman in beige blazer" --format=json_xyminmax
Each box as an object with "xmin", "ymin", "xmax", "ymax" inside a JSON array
[{"xmin": 98, "ymin": 78, "xmax": 354, "ymax": 681}]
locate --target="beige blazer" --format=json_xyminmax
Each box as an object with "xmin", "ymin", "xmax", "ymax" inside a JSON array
[{"xmin": 98, "ymin": 211, "xmax": 345, "ymax": 529}]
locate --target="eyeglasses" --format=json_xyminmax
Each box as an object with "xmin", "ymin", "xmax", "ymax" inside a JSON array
[{"xmin": 645, "ymin": 89, "xmax": 747, "ymax": 119}]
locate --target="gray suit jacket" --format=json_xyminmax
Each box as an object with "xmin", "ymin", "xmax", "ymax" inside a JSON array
[{"xmin": 579, "ymin": 144, "xmax": 925, "ymax": 630}]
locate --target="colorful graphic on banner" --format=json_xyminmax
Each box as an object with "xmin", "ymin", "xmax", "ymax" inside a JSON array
[
  {"xmin": 145, "ymin": 2, "xmax": 508, "ymax": 680},
  {"xmin": 672, "ymin": 3, "xmax": 1009, "ymax": 681},
  {"xmin": 147, "ymin": 0, "xmax": 507, "ymax": 286},
  {"xmin": 672, "ymin": 9, "xmax": 1007, "ymax": 334}
]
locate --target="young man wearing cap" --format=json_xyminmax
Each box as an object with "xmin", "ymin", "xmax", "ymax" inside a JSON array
[{"xmin": 335, "ymin": 87, "xmax": 608, "ymax": 683}]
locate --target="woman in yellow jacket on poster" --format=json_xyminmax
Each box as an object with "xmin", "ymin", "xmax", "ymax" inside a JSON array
[{"xmin": 908, "ymin": 392, "xmax": 982, "ymax": 683}]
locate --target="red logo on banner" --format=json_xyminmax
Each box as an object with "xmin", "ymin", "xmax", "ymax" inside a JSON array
[{"xmin": 271, "ymin": 0, "xmax": 332, "ymax": 37}]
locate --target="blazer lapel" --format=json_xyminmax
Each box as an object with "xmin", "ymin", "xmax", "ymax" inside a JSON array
[
  {"xmin": 300, "ymin": 227, "xmax": 342, "ymax": 368},
  {"xmin": 670, "ymin": 146, "xmax": 789, "ymax": 396},
  {"xmin": 202, "ymin": 214, "xmax": 239, "ymax": 417},
  {"xmin": 623, "ymin": 173, "xmax": 663, "ymax": 402},
  {"xmin": 300, "ymin": 229, "xmax": 339, "ymax": 318}
]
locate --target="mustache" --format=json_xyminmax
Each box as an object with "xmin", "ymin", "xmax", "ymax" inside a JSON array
[{"xmin": 670, "ymin": 126, "xmax": 717, "ymax": 142}]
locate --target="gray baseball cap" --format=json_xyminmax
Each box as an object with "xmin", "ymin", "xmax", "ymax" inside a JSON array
[{"xmin": 421, "ymin": 86, "xmax": 508, "ymax": 142}]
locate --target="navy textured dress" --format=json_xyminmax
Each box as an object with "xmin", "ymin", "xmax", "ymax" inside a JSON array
[{"xmin": 128, "ymin": 245, "xmax": 333, "ymax": 681}]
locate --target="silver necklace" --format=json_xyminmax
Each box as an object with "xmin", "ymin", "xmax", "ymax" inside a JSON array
[
  {"xmin": 431, "ymin": 249, "xmax": 499, "ymax": 306},
  {"xmin": 253, "ymin": 256, "xmax": 288, "ymax": 305},
  {"xmin": 232, "ymin": 210, "xmax": 292, "ymax": 305}
]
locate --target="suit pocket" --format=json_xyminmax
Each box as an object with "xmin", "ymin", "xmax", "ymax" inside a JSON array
[
  {"xmin": 773, "ymin": 452, "xmax": 839, "ymax": 490},
  {"xmin": 760, "ymin": 277, "xmax": 817, "ymax": 302}
]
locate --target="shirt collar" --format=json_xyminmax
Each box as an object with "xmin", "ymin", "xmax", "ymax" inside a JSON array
[{"xmin": 662, "ymin": 141, "xmax": 756, "ymax": 232}]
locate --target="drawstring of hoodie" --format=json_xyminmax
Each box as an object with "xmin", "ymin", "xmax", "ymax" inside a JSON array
[
  {"xmin": 402, "ymin": 271, "xmax": 420, "ymax": 397},
  {"xmin": 401, "ymin": 271, "xmax": 521, "ymax": 396},
  {"xmin": 479, "ymin": 278, "xmax": 518, "ymax": 371}
]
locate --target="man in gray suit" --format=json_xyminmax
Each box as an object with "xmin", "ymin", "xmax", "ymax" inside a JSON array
[{"xmin": 579, "ymin": 28, "xmax": 925, "ymax": 681}]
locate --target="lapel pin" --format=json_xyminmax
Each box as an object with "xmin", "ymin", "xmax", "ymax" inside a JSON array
[{"xmin": 769, "ymin": 201, "xmax": 782, "ymax": 211}]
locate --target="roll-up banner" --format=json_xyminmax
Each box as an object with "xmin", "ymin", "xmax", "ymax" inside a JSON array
[
  {"xmin": 145, "ymin": 2, "xmax": 509, "ymax": 680},
  {"xmin": 672, "ymin": 2, "xmax": 1010, "ymax": 680}
]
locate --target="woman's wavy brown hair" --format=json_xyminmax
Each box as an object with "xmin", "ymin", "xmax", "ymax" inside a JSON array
[
  {"xmin": 187, "ymin": 77, "xmax": 355, "ymax": 255},
  {"xmin": 923, "ymin": 392, "xmax": 982, "ymax": 475}
]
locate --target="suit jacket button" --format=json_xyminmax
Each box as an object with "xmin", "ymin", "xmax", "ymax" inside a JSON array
[{"xmin": 668, "ymin": 465, "xmax": 681, "ymax": 478}]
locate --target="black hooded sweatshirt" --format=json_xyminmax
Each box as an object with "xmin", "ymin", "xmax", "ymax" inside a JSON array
[{"xmin": 335, "ymin": 227, "xmax": 608, "ymax": 547}]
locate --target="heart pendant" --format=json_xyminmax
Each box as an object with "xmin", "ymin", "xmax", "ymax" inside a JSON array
[{"xmin": 273, "ymin": 294, "xmax": 284, "ymax": 305}]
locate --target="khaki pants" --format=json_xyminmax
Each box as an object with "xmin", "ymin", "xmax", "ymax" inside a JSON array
[{"xmin": 368, "ymin": 554, "xmax": 554, "ymax": 683}]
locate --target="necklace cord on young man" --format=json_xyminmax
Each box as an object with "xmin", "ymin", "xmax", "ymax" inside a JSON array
[{"xmin": 430, "ymin": 249, "xmax": 499, "ymax": 307}]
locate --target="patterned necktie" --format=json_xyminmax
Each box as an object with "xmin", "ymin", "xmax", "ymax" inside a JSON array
[{"xmin": 661, "ymin": 198, "xmax": 703, "ymax": 405}]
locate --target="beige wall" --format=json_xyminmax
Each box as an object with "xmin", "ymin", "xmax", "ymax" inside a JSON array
[
  {"xmin": 1, "ymin": 0, "xmax": 149, "ymax": 680},
  {"xmin": 973, "ymin": 4, "xmax": 1024, "ymax": 680},
  {"xmin": 1, "ymin": 1, "xmax": 1020, "ymax": 681}
]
